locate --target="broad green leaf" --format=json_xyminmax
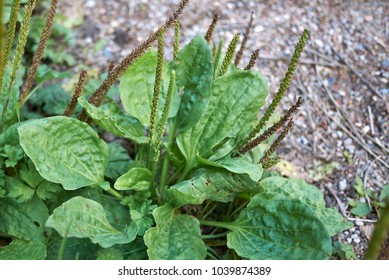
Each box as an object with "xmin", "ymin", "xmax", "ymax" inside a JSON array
[
  {"xmin": 144, "ymin": 204, "xmax": 206, "ymax": 260},
  {"xmin": 351, "ymin": 202, "xmax": 371, "ymax": 217},
  {"xmin": 129, "ymin": 199, "xmax": 156, "ymax": 236},
  {"xmin": 318, "ymin": 208, "xmax": 352, "ymax": 236},
  {"xmin": 114, "ymin": 167, "xmax": 152, "ymax": 191},
  {"xmin": 198, "ymin": 156, "xmax": 263, "ymax": 182},
  {"xmin": 36, "ymin": 180, "xmax": 62, "ymax": 201},
  {"xmin": 97, "ymin": 247, "xmax": 123, "ymax": 260},
  {"xmin": 226, "ymin": 193, "xmax": 332, "ymax": 260},
  {"xmin": 46, "ymin": 196, "xmax": 137, "ymax": 248},
  {"xmin": 1, "ymin": 145, "xmax": 23, "ymax": 167},
  {"xmin": 46, "ymin": 236, "xmax": 97, "ymax": 260},
  {"xmin": 120, "ymin": 50, "xmax": 170, "ymax": 126},
  {"xmin": 169, "ymin": 35, "xmax": 213, "ymax": 131},
  {"xmin": 0, "ymin": 170, "xmax": 5, "ymax": 198},
  {"xmin": 5, "ymin": 176, "xmax": 35, "ymax": 203},
  {"xmin": 165, "ymin": 168, "xmax": 259, "ymax": 208},
  {"xmin": 28, "ymin": 83, "xmax": 71, "ymax": 116},
  {"xmin": 177, "ymin": 69, "xmax": 268, "ymax": 165},
  {"xmin": 354, "ymin": 176, "xmax": 365, "ymax": 196},
  {"xmin": 123, "ymin": 237, "xmax": 148, "ymax": 260},
  {"xmin": 0, "ymin": 239, "xmax": 46, "ymax": 260},
  {"xmin": 259, "ymin": 176, "xmax": 351, "ymax": 236},
  {"xmin": 18, "ymin": 116, "xmax": 109, "ymax": 190},
  {"xmin": 91, "ymin": 223, "xmax": 138, "ymax": 248},
  {"xmin": 380, "ymin": 184, "xmax": 389, "ymax": 201},
  {"xmin": 46, "ymin": 196, "xmax": 118, "ymax": 237},
  {"xmin": 105, "ymin": 142, "xmax": 133, "ymax": 180},
  {"xmin": 35, "ymin": 64, "xmax": 71, "ymax": 84},
  {"xmin": 78, "ymin": 97, "xmax": 148, "ymax": 144},
  {"xmin": 0, "ymin": 197, "xmax": 48, "ymax": 242}
]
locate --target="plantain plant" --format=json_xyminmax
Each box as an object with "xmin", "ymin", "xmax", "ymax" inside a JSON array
[{"xmin": 0, "ymin": 0, "xmax": 362, "ymax": 260}]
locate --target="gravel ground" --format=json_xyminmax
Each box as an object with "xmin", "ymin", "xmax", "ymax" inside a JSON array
[{"xmin": 58, "ymin": 0, "xmax": 389, "ymax": 259}]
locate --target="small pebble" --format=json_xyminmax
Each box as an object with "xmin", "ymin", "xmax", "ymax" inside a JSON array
[
  {"xmin": 86, "ymin": 0, "xmax": 96, "ymax": 8},
  {"xmin": 355, "ymin": 220, "xmax": 364, "ymax": 226},
  {"xmin": 359, "ymin": 197, "xmax": 366, "ymax": 203},
  {"xmin": 343, "ymin": 231, "xmax": 349, "ymax": 235},
  {"xmin": 381, "ymin": 59, "xmax": 389, "ymax": 68},
  {"xmin": 347, "ymin": 238, "xmax": 352, "ymax": 244},
  {"xmin": 344, "ymin": 138, "xmax": 353, "ymax": 145},
  {"xmin": 339, "ymin": 179, "xmax": 347, "ymax": 191},
  {"xmin": 354, "ymin": 237, "xmax": 361, "ymax": 243},
  {"xmin": 351, "ymin": 233, "xmax": 358, "ymax": 239}
]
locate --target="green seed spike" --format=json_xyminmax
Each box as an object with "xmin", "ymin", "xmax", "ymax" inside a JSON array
[
  {"xmin": 259, "ymin": 119, "xmax": 294, "ymax": 166},
  {"xmin": 0, "ymin": 0, "xmax": 4, "ymax": 67},
  {"xmin": 212, "ymin": 39, "xmax": 223, "ymax": 79},
  {"xmin": 217, "ymin": 33, "xmax": 240, "ymax": 77},
  {"xmin": 173, "ymin": 20, "xmax": 180, "ymax": 59},
  {"xmin": 239, "ymin": 97, "xmax": 302, "ymax": 155},
  {"xmin": 0, "ymin": 0, "xmax": 20, "ymax": 97},
  {"xmin": 154, "ymin": 70, "xmax": 176, "ymax": 162},
  {"xmin": 1, "ymin": 0, "xmax": 36, "ymax": 130},
  {"xmin": 149, "ymin": 28, "xmax": 165, "ymax": 143},
  {"xmin": 247, "ymin": 29, "xmax": 309, "ymax": 141}
]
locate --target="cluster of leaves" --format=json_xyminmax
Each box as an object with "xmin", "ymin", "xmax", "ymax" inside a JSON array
[
  {"xmin": 0, "ymin": 0, "xmax": 354, "ymax": 260},
  {"xmin": 348, "ymin": 176, "xmax": 389, "ymax": 217}
]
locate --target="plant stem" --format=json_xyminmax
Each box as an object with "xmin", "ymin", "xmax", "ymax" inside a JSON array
[
  {"xmin": 106, "ymin": 187, "xmax": 124, "ymax": 200},
  {"xmin": 160, "ymin": 120, "xmax": 176, "ymax": 190},
  {"xmin": 364, "ymin": 201, "xmax": 389, "ymax": 259},
  {"xmin": 176, "ymin": 162, "xmax": 194, "ymax": 183},
  {"xmin": 201, "ymin": 232, "xmax": 228, "ymax": 239},
  {"xmin": 199, "ymin": 219, "xmax": 231, "ymax": 230}
]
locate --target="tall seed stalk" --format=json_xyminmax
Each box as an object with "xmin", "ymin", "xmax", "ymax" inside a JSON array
[
  {"xmin": 20, "ymin": 0, "xmax": 59, "ymax": 106},
  {"xmin": 1, "ymin": 0, "xmax": 36, "ymax": 131}
]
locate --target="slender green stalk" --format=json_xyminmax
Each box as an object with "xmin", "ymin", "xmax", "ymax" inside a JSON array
[
  {"xmin": 234, "ymin": 11, "xmax": 254, "ymax": 67},
  {"xmin": 199, "ymin": 219, "xmax": 231, "ymax": 230},
  {"xmin": 154, "ymin": 70, "xmax": 175, "ymax": 162},
  {"xmin": 246, "ymin": 29, "xmax": 309, "ymax": 141},
  {"xmin": 20, "ymin": 0, "xmax": 59, "ymax": 106},
  {"xmin": 173, "ymin": 20, "xmax": 180, "ymax": 59},
  {"xmin": 0, "ymin": 0, "xmax": 4, "ymax": 67},
  {"xmin": 217, "ymin": 33, "xmax": 240, "ymax": 77},
  {"xmin": 365, "ymin": 202, "xmax": 389, "ymax": 259},
  {"xmin": 201, "ymin": 232, "xmax": 228, "ymax": 239},
  {"xmin": 212, "ymin": 39, "xmax": 223, "ymax": 79},
  {"xmin": 107, "ymin": 187, "xmax": 124, "ymax": 200},
  {"xmin": 149, "ymin": 29, "xmax": 165, "ymax": 144},
  {"xmin": 0, "ymin": 0, "xmax": 20, "ymax": 97},
  {"xmin": 57, "ymin": 223, "xmax": 71, "ymax": 260},
  {"xmin": 159, "ymin": 120, "xmax": 176, "ymax": 189},
  {"xmin": 1, "ymin": 0, "xmax": 36, "ymax": 130}
]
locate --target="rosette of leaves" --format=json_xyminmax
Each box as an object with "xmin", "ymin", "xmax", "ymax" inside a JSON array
[{"xmin": 1, "ymin": 0, "xmax": 351, "ymax": 260}]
